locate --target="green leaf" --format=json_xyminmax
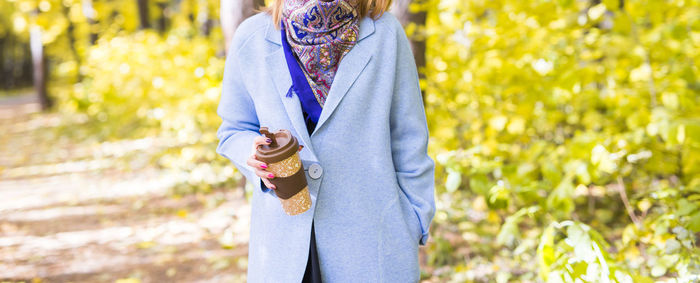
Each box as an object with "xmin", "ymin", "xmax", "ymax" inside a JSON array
[
  {"xmin": 676, "ymin": 199, "xmax": 698, "ymax": 217},
  {"xmin": 469, "ymin": 173, "xmax": 490, "ymax": 196},
  {"xmin": 687, "ymin": 211, "xmax": 700, "ymax": 232}
]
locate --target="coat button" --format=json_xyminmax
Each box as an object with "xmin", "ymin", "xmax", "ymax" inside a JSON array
[{"xmin": 308, "ymin": 163, "xmax": 323, "ymax": 179}]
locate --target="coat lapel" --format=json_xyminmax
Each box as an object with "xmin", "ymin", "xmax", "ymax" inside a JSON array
[
  {"xmin": 264, "ymin": 16, "xmax": 375, "ymax": 142},
  {"xmin": 312, "ymin": 38, "xmax": 372, "ymax": 137}
]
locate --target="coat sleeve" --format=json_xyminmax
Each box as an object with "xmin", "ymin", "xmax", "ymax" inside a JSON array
[
  {"xmin": 216, "ymin": 29, "xmax": 271, "ymax": 194},
  {"xmin": 389, "ymin": 19, "xmax": 436, "ymax": 246}
]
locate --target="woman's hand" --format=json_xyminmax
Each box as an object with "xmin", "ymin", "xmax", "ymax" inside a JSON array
[
  {"xmin": 247, "ymin": 136, "xmax": 276, "ymax": 190},
  {"xmin": 247, "ymin": 135, "xmax": 305, "ymax": 191}
]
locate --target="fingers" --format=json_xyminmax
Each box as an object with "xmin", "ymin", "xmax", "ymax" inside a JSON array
[
  {"xmin": 253, "ymin": 165, "xmax": 276, "ymax": 190},
  {"xmin": 254, "ymin": 166, "xmax": 275, "ymax": 180},
  {"xmin": 261, "ymin": 177, "xmax": 275, "ymax": 190},
  {"xmin": 246, "ymin": 154, "xmax": 267, "ymax": 169},
  {"xmin": 249, "ymin": 135, "xmax": 277, "ymax": 190},
  {"xmin": 246, "ymin": 154, "xmax": 276, "ymax": 190},
  {"xmin": 252, "ymin": 135, "xmax": 272, "ymax": 152},
  {"xmin": 254, "ymin": 135, "xmax": 272, "ymax": 146}
]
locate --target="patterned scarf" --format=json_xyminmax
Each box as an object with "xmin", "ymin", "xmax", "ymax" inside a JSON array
[{"xmin": 282, "ymin": 0, "xmax": 360, "ymax": 108}]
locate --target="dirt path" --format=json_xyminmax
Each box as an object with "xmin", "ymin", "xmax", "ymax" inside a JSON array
[{"xmin": 0, "ymin": 96, "xmax": 252, "ymax": 282}]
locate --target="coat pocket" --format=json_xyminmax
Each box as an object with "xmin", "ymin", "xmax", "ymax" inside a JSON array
[{"xmin": 397, "ymin": 188, "xmax": 422, "ymax": 244}]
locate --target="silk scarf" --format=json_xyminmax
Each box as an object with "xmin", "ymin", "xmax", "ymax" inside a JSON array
[
  {"xmin": 281, "ymin": 0, "xmax": 360, "ymax": 109},
  {"xmin": 282, "ymin": 25, "xmax": 322, "ymax": 127}
]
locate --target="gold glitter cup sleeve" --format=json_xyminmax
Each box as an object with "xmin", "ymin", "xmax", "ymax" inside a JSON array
[{"xmin": 255, "ymin": 127, "xmax": 311, "ymax": 215}]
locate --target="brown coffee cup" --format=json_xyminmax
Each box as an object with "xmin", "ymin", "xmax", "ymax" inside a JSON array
[{"xmin": 255, "ymin": 127, "xmax": 311, "ymax": 215}]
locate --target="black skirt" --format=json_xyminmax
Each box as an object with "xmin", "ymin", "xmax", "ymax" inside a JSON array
[{"xmin": 302, "ymin": 220, "xmax": 322, "ymax": 282}]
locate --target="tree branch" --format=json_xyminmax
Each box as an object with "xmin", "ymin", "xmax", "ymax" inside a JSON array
[{"xmin": 616, "ymin": 176, "xmax": 642, "ymax": 228}]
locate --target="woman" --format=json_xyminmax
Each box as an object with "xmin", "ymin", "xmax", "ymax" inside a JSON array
[{"xmin": 215, "ymin": 0, "xmax": 435, "ymax": 281}]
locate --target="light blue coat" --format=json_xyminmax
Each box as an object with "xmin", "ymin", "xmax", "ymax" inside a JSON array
[{"xmin": 216, "ymin": 11, "xmax": 436, "ymax": 283}]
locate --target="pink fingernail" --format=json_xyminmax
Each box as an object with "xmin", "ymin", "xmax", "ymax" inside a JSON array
[
  {"xmin": 268, "ymin": 173, "xmax": 274, "ymax": 178},
  {"xmin": 260, "ymin": 164, "xmax": 267, "ymax": 169}
]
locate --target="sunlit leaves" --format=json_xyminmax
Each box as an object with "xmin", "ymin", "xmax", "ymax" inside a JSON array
[
  {"xmin": 426, "ymin": 0, "xmax": 699, "ymax": 281},
  {"xmin": 57, "ymin": 30, "xmax": 224, "ymax": 140},
  {"xmin": 537, "ymin": 221, "xmax": 639, "ymax": 283}
]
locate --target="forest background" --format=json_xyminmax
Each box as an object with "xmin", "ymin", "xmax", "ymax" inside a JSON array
[{"xmin": 0, "ymin": 0, "xmax": 698, "ymax": 282}]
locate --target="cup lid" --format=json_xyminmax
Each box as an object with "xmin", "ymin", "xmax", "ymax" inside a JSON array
[{"xmin": 255, "ymin": 128, "xmax": 299, "ymax": 163}]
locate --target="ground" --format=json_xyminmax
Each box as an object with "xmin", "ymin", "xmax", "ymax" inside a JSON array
[{"xmin": 0, "ymin": 95, "xmax": 251, "ymax": 282}]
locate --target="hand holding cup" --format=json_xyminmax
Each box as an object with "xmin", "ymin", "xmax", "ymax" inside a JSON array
[{"xmin": 247, "ymin": 137, "xmax": 304, "ymax": 191}]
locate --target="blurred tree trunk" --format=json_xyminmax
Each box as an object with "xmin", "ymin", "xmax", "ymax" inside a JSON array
[
  {"xmin": 220, "ymin": 0, "xmax": 265, "ymax": 55},
  {"xmin": 0, "ymin": 37, "xmax": 5, "ymax": 89},
  {"xmin": 137, "ymin": 0, "xmax": 151, "ymax": 29},
  {"xmin": 0, "ymin": 37, "xmax": 24, "ymax": 90},
  {"xmin": 30, "ymin": 26, "xmax": 50, "ymax": 110},
  {"xmin": 157, "ymin": 2, "xmax": 168, "ymax": 33},
  {"xmin": 62, "ymin": 3, "xmax": 83, "ymax": 81},
  {"xmin": 198, "ymin": 0, "xmax": 212, "ymax": 36},
  {"xmin": 390, "ymin": 0, "xmax": 426, "ymax": 80},
  {"xmin": 82, "ymin": 0, "xmax": 98, "ymax": 44}
]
